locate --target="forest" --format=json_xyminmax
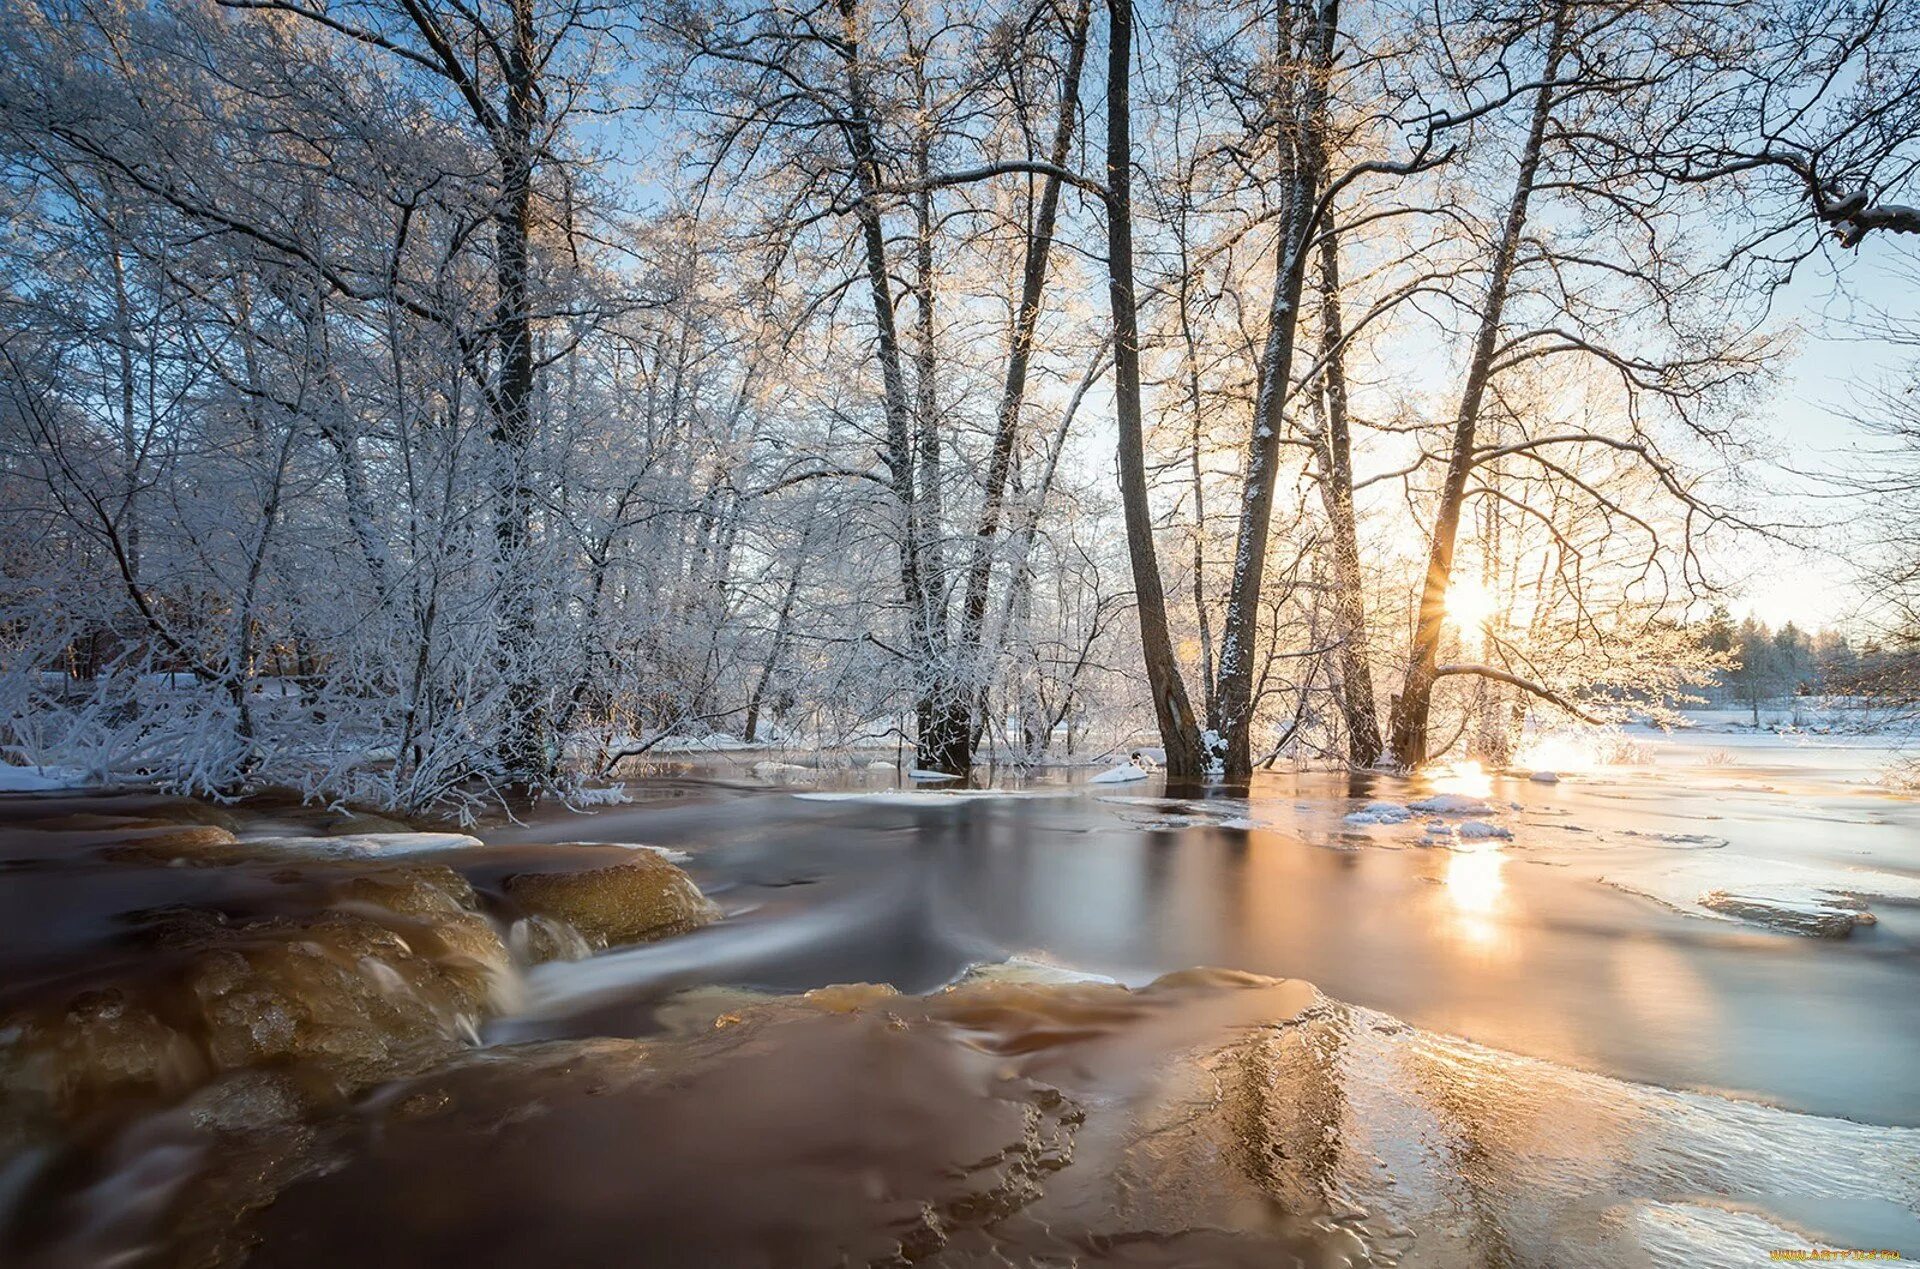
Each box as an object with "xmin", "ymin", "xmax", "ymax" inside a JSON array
[{"xmin": 4, "ymin": 0, "xmax": 1919, "ymax": 814}]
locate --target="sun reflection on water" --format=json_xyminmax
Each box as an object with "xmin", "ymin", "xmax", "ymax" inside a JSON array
[
  {"xmin": 1429, "ymin": 758, "xmax": 1493, "ymax": 800},
  {"xmin": 1444, "ymin": 845, "xmax": 1507, "ymax": 950}
]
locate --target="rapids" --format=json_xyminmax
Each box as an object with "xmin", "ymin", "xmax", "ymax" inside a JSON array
[{"xmin": 2, "ymin": 731, "xmax": 1917, "ymax": 1265}]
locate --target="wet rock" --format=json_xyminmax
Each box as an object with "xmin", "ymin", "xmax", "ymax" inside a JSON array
[
  {"xmin": 0, "ymin": 862, "xmax": 511, "ymax": 1150},
  {"xmin": 97, "ymin": 824, "xmax": 261, "ymax": 865},
  {"xmin": 800, "ymin": 982, "xmax": 899, "ymax": 1013},
  {"xmin": 507, "ymin": 913, "xmax": 594, "ymax": 965},
  {"xmin": 499, "ymin": 851, "xmax": 717, "ymax": 951}
]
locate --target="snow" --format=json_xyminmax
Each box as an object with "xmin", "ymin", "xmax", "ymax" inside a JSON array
[
  {"xmin": 907, "ymin": 768, "xmax": 961, "ymax": 782},
  {"xmin": 563, "ymin": 784, "xmax": 631, "ymax": 807},
  {"xmin": 0, "ymin": 764, "xmax": 93, "ymax": 792},
  {"xmin": 1456, "ymin": 820, "xmax": 1514, "ymax": 840},
  {"xmin": 1089, "ymin": 762, "xmax": 1150, "ymax": 784},
  {"xmin": 1596, "ymin": 853, "xmax": 1920, "ymax": 938},
  {"xmin": 1344, "ymin": 800, "xmax": 1413, "ymax": 825},
  {"xmin": 240, "ymin": 832, "xmax": 484, "ymax": 856},
  {"xmin": 1409, "ymin": 793, "xmax": 1496, "ymax": 815},
  {"xmin": 611, "ymin": 842, "xmax": 694, "ymax": 864}
]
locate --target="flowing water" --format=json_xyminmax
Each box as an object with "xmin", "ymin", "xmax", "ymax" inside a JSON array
[{"xmin": 2, "ymin": 729, "xmax": 1917, "ymax": 1265}]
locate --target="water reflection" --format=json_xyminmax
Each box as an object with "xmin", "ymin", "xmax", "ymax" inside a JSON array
[
  {"xmin": 1428, "ymin": 758, "xmax": 1494, "ymax": 801},
  {"xmin": 494, "ymin": 773, "xmax": 1920, "ymax": 1124},
  {"xmin": 1443, "ymin": 844, "xmax": 1507, "ymax": 953}
]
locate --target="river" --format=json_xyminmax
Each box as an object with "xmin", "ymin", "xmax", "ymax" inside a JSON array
[{"xmin": 2, "ymin": 727, "xmax": 1916, "ymax": 1265}]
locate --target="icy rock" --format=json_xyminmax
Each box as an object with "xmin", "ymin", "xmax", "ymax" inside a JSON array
[
  {"xmin": 1344, "ymin": 801, "xmax": 1412, "ymax": 825},
  {"xmin": 1528, "ymin": 771, "xmax": 1561, "ymax": 784},
  {"xmin": 1089, "ymin": 762, "xmax": 1150, "ymax": 784},
  {"xmin": 501, "ymin": 853, "xmax": 717, "ymax": 951},
  {"xmin": 1699, "ymin": 890, "xmax": 1871, "ymax": 939},
  {"xmin": 1456, "ymin": 820, "xmax": 1513, "ymax": 840}
]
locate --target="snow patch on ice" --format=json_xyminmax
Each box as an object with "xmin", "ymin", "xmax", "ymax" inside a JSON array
[
  {"xmin": 1600, "ymin": 853, "xmax": 1920, "ymax": 938},
  {"xmin": 1409, "ymin": 793, "xmax": 1497, "ymax": 815},
  {"xmin": 1344, "ymin": 800, "xmax": 1413, "ymax": 825},
  {"xmin": 907, "ymin": 768, "xmax": 961, "ymax": 782},
  {"xmin": 1457, "ymin": 819, "xmax": 1514, "ymax": 840},
  {"xmin": 1089, "ymin": 762, "xmax": 1150, "ymax": 784}
]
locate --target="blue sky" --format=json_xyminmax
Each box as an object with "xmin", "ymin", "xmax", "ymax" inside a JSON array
[{"xmin": 1736, "ymin": 244, "xmax": 1919, "ymax": 630}]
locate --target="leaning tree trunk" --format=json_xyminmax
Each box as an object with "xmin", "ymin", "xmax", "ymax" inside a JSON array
[
  {"xmin": 1214, "ymin": 0, "xmax": 1339, "ymax": 779},
  {"xmin": 1310, "ymin": 214, "xmax": 1383, "ymax": 767},
  {"xmin": 1386, "ymin": 0, "xmax": 1570, "ymax": 768},
  {"xmin": 1105, "ymin": 0, "xmax": 1205, "ymax": 776}
]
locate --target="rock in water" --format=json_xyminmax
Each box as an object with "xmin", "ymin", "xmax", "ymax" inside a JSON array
[
  {"xmin": 500, "ymin": 851, "xmax": 718, "ymax": 951},
  {"xmin": 1699, "ymin": 889, "xmax": 1872, "ymax": 938},
  {"xmin": 0, "ymin": 861, "xmax": 510, "ymax": 1152}
]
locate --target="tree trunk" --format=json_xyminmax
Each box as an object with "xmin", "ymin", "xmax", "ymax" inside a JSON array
[
  {"xmin": 951, "ymin": 0, "xmax": 1092, "ymax": 762},
  {"xmin": 1309, "ymin": 214, "xmax": 1383, "ymax": 766},
  {"xmin": 1214, "ymin": 0, "xmax": 1339, "ymax": 779},
  {"xmin": 745, "ymin": 543, "xmax": 808, "ymax": 744},
  {"xmin": 909, "ymin": 95, "xmax": 971, "ymax": 773},
  {"xmin": 1106, "ymin": 0, "xmax": 1204, "ymax": 776},
  {"xmin": 833, "ymin": 0, "xmax": 954, "ymax": 771},
  {"xmin": 493, "ymin": 0, "xmax": 547, "ymax": 787},
  {"xmin": 1386, "ymin": 0, "xmax": 1570, "ymax": 768}
]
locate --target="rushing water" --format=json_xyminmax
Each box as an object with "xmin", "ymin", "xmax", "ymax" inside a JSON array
[{"xmin": 2, "ymin": 729, "xmax": 1918, "ymax": 1265}]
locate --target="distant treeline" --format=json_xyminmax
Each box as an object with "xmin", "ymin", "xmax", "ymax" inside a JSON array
[{"xmin": 1693, "ymin": 608, "xmax": 1919, "ymax": 715}]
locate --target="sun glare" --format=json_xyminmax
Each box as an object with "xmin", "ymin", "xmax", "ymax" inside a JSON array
[{"xmin": 1445, "ymin": 578, "xmax": 1499, "ymax": 632}]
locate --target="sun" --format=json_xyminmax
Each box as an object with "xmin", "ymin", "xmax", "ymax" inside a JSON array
[{"xmin": 1445, "ymin": 578, "xmax": 1499, "ymax": 632}]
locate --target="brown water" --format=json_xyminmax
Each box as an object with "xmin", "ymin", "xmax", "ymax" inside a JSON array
[{"xmin": 3, "ymin": 735, "xmax": 1918, "ymax": 1265}]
